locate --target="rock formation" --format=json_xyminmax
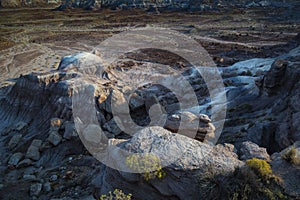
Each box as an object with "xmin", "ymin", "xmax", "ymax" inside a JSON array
[
  {"xmin": 0, "ymin": 49, "xmax": 220, "ymax": 199},
  {"xmin": 0, "ymin": 33, "xmax": 300, "ymax": 199},
  {"xmin": 239, "ymin": 141, "xmax": 270, "ymax": 161},
  {"xmin": 220, "ymin": 45, "xmax": 300, "ymax": 154},
  {"xmin": 93, "ymin": 126, "xmax": 242, "ymax": 200}
]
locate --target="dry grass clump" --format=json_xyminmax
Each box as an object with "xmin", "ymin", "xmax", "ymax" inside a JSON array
[
  {"xmin": 282, "ymin": 147, "xmax": 300, "ymax": 165},
  {"xmin": 100, "ymin": 189, "xmax": 132, "ymax": 200},
  {"xmin": 246, "ymin": 158, "xmax": 272, "ymax": 178},
  {"xmin": 126, "ymin": 153, "xmax": 166, "ymax": 181},
  {"xmin": 197, "ymin": 159, "xmax": 288, "ymax": 200}
]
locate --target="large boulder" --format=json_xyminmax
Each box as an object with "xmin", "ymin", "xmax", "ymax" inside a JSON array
[
  {"xmin": 239, "ymin": 141, "xmax": 270, "ymax": 161},
  {"xmin": 93, "ymin": 126, "xmax": 242, "ymax": 200},
  {"xmin": 57, "ymin": 52, "xmax": 104, "ymax": 75}
]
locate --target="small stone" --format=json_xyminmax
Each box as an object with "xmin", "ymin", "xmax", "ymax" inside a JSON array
[
  {"xmin": 112, "ymin": 90, "xmax": 129, "ymax": 114},
  {"xmin": 240, "ymin": 141, "xmax": 270, "ymax": 161},
  {"xmin": 66, "ymin": 170, "xmax": 73, "ymax": 175},
  {"xmin": 26, "ymin": 146, "xmax": 40, "ymax": 161},
  {"xmin": 23, "ymin": 174, "xmax": 37, "ymax": 181},
  {"xmin": 100, "ymin": 89, "xmax": 128, "ymax": 114},
  {"xmin": 103, "ymin": 117, "xmax": 123, "ymax": 135},
  {"xmin": 40, "ymin": 141, "xmax": 52, "ymax": 151},
  {"xmin": 63, "ymin": 121, "xmax": 77, "ymax": 140},
  {"xmin": 13, "ymin": 121, "xmax": 28, "ymax": 131},
  {"xmin": 104, "ymin": 131, "xmax": 115, "ymax": 139},
  {"xmin": 8, "ymin": 152, "xmax": 23, "ymax": 166},
  {"xmin": 47, "ymin": 131, "xmax": 62, "ymax": 146},
  {"xmin": 198, "ymin": 114, "xmax": 211, "ymax": 123},
  {"xmin": 179, "ymin": 111, "xmax": 198, "ymax": 122},
  {"xmin": 170, "ymin": 114, "xmax": 180, "ymax": 121},
  {"xmin": 8, "ymin": 134, "xmax": 22, "ymax": 150},
  {"xmin": 30, "ymin": 183, "xmax": 42, "ymax": 197},
  {"xmin": 65, "ymin": 170, "xmax": 74, "ymax": 179},
  {"xmin": 165, "ymin": 103, "xmax": 180, "ymax": 113},
  {"xmin": 224, "ymin": 143, "xmax": 237, "ymax": 153},
  {"xmin": 83, "ymin": 124, "xmax": 103, "ymax": 143},
  {"xmin": 49, "ymin": 174, "xmax": 58, "ymax": 182},
  {"xmin": 129, "ymin": 93, "xmax": 145, "ymax": 111},
  {"xmin": 1, "ymin": 128, "xmax": 11, "ymax": 136},
  {"xmin": 165, "ymin": 111, "xmax": 198, "ymax": 131},
  {"xmin": 23, "ymin": 168, "xmax": 36, "ymax": 176},
  {"xmin": 43, "ymin": 182, "xmax": 51, "ymax": 192},
  {"xmin": 17, "ymin": 158, "xmax": 33, "ymax": 168},
  {"xmin": 98, "ymin": 93, "xmax": 107, "ymax": 104},
  {"xmin": 0, "ymin": 184, "xmax": 4, "ymax": 190},
  {"xmin": 26, "ymin": 140, "xmax": 42, "ymax": 161},
  {"xmin": 50, "ymin": 118, "xmax": 63, "ymax": 131},
  {"xmin": 31, "ymin": 139, "xmax": 42, "ymax": 147}
]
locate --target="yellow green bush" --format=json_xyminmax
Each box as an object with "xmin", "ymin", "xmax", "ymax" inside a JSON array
[
  {"xmin": 126, "ymin": 153, "xmax": 166, "ymax": 181},
  {"xmin": 246, "ymin": 158, "xmax": 272, "ymax": 178},
  {"xmin": 100, "ymin": 189, "xmax": 132, "ymax": 200}
]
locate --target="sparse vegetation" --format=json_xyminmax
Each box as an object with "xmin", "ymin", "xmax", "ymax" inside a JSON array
[
  {"xmin": 246, "ymin": 158, "xmax": 272, "ymax": 178},
  {"xmin": 282, "ymin": 147, "xmax": 300, "ymax": 165},
  {"xmin": 100, "ymin": 189, "xmax": 132, "ymax": 200},
  {"xmin": 197, "ymin": 163, "xmax": 288, "ymax": 200},
  {"xmin": 126, "ymin": 153, "xmax": 166, "ymax": 181}
]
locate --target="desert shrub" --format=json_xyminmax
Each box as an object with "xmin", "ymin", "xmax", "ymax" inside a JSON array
[
  {"xmin": 100, "ymin": 189, "xmax": 132, "ymax": 200},
  {"xmin": 246, "ymin": 158, "xmax": 272, "ymax": 178},
  {"xmin": 245, "ymin": 158, "xmax": 283, "ymax": 185},
  {"xmin": 282, "ymin": 147, "xmax": 300, "ymax": 165},
  {"xmin": 126, "ymin": 153, "xmax": 166, "ymax": 181},
  {"xmin": 197, "ymin": 165, "xmax": 288, "ymax": 200},
  {"xmin": 198, "ymin": 167, "xmax": 256, "ymax": 199}
]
